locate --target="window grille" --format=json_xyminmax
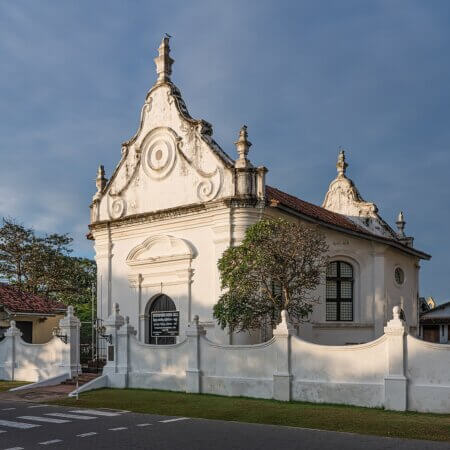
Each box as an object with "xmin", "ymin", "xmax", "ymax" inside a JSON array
[{"xmin": 326, "ymin": 261, "xmax": 353, "ymax": 321}]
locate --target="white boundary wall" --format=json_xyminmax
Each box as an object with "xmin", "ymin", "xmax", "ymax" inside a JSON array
[
  {"xmin": 102, "ymin": 304, "xmax": 450, "ymax": 413},
  {"xmin": 0, "ymin": 306, "xmax": 80, "ymax": 382}
]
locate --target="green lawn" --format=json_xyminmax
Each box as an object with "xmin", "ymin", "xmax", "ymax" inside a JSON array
[
  {"xmin": 52, "ymin": 388, "xmax": 450, "ymax": 442},
  {"xmin": 0, "ymin": 381, "xmax": 29, "ymax": 392}
]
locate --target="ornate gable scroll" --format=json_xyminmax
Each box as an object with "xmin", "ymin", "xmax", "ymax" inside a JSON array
[
  {"xmin": 323, "ymin": 151, "xmax": 397, "ymax": 239},
  {"xmin": 91, "ymin": 39, "xmax": 235, "ymax": 224}
]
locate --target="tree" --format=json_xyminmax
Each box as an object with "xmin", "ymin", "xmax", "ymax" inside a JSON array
[
  {"xmin": 0, "ymin": 217, "xmax": 95, "ymax": 307},
  {"xmin": 213, "ymin": 218, "xmax": 328, "ymax": 333}
]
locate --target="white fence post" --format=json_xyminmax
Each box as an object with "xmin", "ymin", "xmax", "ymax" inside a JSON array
[
  {"xmin": 116, "ymin": 316, "xmax": 136, "ymax": 388},
  {"xmin": 59, "ymin": 305, "xmax": 81, "ymax": 378},
  {"xmin": 4, "ymin": 321, "xmax": 22, "ymax": 381},
  {"xmin": 186, "ymin": 315, "xmax": 205, "ymax": 394},
  {"xmin": 384, "ymin": 306, "xmax": 408, "ymax": 411},
  {"xmin": 102, "ymin": 302, "xmax": 126, "ymax": 387},
  {"xmin": 273, "ymin": 310, "xmax": 295, "ymax": 401}
]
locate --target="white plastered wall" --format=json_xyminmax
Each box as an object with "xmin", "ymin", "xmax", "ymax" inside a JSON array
[
  {"xmin": 264, "ymin": 208, "xmax": 420, "ymax": 345},
  {"xmin": 93, "ymin": 203, "xmax": 263, "ymax": 345}
]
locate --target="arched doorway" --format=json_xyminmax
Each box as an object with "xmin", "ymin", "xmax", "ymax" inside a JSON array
[{"xmin": 148, "ymin": 294, "xmax": 176, "ymax": 345}]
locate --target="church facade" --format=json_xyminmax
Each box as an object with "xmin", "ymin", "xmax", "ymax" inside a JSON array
[{"xmin": 89, "ymin": 38, "xmax": 430, "ymax": 346}]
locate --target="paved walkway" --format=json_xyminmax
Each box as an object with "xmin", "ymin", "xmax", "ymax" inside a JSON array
[
  {"xmin": 0, "ymin": 383, "xmax": 75, "ymax": 403},
  {"xmin": 0, "ymin": 374, "xmax": 98, "ymax": 403}
]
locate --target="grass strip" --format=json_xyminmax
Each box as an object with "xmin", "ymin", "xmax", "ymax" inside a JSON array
[
  {"xmin": 0, "ymin": 381, "xmax": 30, "ymax": 392},
  {"xmin": 52, "ymin": 388, "xmax": 450, "ymax": 442}
]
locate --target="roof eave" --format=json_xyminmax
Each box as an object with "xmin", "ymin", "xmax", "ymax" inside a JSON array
[
  {"xmin": 3, "ymin": 311, "xmax": 63, "ymax": 317},
  {"xmin": 271, "ymin": 203, "xmax": 431, "ymax": 260}
]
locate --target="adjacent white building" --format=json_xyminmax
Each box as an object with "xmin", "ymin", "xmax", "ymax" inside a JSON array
[{"xmin": 89, "ymin": 38, "xmax": 430, "ymax": 346}]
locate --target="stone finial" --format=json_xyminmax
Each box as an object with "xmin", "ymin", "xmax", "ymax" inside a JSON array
[
  {"xmin": 234, "ymin": 125, "xmax": 253, "ymax": 168},
  {"xmin": 273, "ymin": 309, "xmax": 296, "ymax": 336},
  {"xmin": 105, "ymin": 302, "xmax": 124, "ymax": 328},
  {"xmin": 384, "ymin": 305, "xmax": 406, "ymax": 335},
  {"xmin": 154, "ymin": 36, "xmax": 174, "ymax": 84},
  {"xmin": 186, "ymin": 314, "xmax": 205, "ymax": 337},
  {"xmin": 66, "ymin": 305, "xmax": 74, "ymax": 318},
  {"xmin": 336, "ymin": 149, "xmax": 348, "ymax": 178},
  {"xmin": 393, "ymin": 305, "xmax": 401, "ymax": 320},
  {"xmin": 119, "ymin": 315, "xmax": 137, "ymax": 336},
  {"xmin": 96, "ymin": 165, "xmax": 107, "ymax": 193},
  {"xmin": 396, "ymin": 211, "xmax": 406, "ymax": 238},
  {"xmin": 5, "ymin": 320, "xmax": 22, "ymax": 337}
]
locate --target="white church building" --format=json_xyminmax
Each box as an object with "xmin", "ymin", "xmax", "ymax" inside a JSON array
[{"xmin": 89, "ymin": 38, "xmax": 430, "ymax": 347}]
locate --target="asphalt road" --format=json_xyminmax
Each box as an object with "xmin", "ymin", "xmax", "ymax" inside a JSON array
[{"xmin": 0, "ymin": 400, "xmax": 448, "ymax": 450}]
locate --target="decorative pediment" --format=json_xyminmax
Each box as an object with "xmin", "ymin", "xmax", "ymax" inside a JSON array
[
  {"xmin": 90, "ymin": 37, "xmax": 237, "ymax": 224},
  {"xmin": 323, "ymin": 151, "xmax": 397, "ymax": 239},
  {"xmin": 323, "ymin": 176, "xmax": 378, "ymax": 219},
  {"xmin": 126, "ymin": 235, "xmax": 194, "ymax": 267}
]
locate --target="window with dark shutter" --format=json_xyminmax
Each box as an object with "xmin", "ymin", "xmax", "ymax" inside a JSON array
[{"xmin": 326, "ymin": 261, "xmax": 353, "ymax": 321}]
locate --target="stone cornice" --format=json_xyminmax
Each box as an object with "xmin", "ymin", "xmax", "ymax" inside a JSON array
[{"xmin": 89, "ymin": 196, "xmax": 262, "ymax": 235}]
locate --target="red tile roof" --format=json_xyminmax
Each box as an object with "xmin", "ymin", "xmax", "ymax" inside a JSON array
[
  {"xmin": 265, "ymin": 185, "xmax": 431, "ymax": 260},
  {"xmin": 265, "ymin": 185, "xmax": 368, "ymax": 234},
  {"xmin": 0, "ymin": 284, "xmax": 67, "ymax": 315}
]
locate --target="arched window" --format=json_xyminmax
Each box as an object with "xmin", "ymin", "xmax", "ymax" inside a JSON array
[
  {"xmin": 148, "ymin": 294, "xmax": 176, "ymax": 345},
  {"xmin": 326, "ymin": 261, "xmax": 353, "ymax": 321}
]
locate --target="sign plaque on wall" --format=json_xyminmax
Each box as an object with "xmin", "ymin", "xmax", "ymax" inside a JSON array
[
  {"xmin": 108, "ymin": 345, "xmax": 114, "ymax": 361},
  {"xmin": 151, "ymin": 311, "xmax": 180, "ymax": 337}
]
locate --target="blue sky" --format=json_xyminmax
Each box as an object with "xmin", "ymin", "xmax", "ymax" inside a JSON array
[{"xmin": 1, "ymin": 1, "xmax": 449, "ymax": 303}]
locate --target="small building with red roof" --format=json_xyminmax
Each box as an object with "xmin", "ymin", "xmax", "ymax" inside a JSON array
[{"xmin": 0, "ymin": 283, "xmax": 66, "ymax": 343}]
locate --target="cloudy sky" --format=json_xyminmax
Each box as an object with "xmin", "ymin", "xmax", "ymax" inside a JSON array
[{"xmin": 1, "ymin": 1, "xmax": 449, "ymax": 303}]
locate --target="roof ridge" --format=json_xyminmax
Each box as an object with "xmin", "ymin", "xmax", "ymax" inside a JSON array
[{"xmin": 265, "ymin": 185, "xmax": 368, "ymax": 232}]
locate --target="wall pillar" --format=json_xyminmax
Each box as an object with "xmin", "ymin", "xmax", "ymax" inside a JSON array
[
  {"xmin": 102, "ymin": 302, "xmax": 126, "ymax": 387},
  {"xmin": 373, "ymin": 249, "xmax": 387, "ymax": 338},
  {"xmin": 212, "ymin": 216, "xmax": 232, "ymax": 344},
  {"xmin": 116, "ymin": 316, "xmax": 136, "ymax": 387},
  {"xmin": 185, "ymin": 315, "xmax": 206, "ymax": 393},
  {"xmin": 384, "ymin": 306, "xmax": 407, "ymax": 411},
  {"xmin": 273, "ymin": 310, "xmax": 294, "ymax": 401},
  {"xmin": 94, "ymin": 230, "xmax": 113, "ymax": 322},
  {"xmin": 59, "ymin": 306, "xmax": 81, "ymax": 378},
  {"xmin": 3, "ymin": 321, "xmax": 22, "ymax": 380}
]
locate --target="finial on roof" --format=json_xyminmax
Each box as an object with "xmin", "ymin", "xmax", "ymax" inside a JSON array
[
  {"xmin": 336, "ymin": 149, "xmax": 348, "ymax": 178},
  {"xmin": 396, "ymin": 211, "xmax": 406, "ymax": 238},
  {"xmin": 154, "ymin": 36, "xmax": 174, "ymax": 84},
  {"xmin": 96, "ymin": 165, "xmax": 107, "ymax": 193},
  {"xmin": 234, "ymin": 125, "xmax": 252, "ymax": 168}
]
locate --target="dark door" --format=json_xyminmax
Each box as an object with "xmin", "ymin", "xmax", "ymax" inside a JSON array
[
  {"xmin": 423, "ymin": 325, "xmax": 440, "ymax": 343},
  {"xmin": 149, "ymin": 294, "xmax": 176, "ymax": 345},
  {"xmin": 16, "ymin": 321, "xmax": 33, "ymax": 343}
]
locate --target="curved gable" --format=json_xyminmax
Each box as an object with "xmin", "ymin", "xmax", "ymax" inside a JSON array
[{"xmin": 91, "ymin": 38, "xmax": 235, "ymax": 224}]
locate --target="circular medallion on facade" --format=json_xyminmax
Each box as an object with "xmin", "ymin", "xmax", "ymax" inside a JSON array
[
  {"xmin": 142, "ymin": 129, "xmax": 177, "ymax": 180},
  {"xmin": 110, "ymin": 197, "xmax": 126, "ymax": 219}
]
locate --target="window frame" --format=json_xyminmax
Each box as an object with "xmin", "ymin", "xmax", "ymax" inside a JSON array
[{"xmin": 326, "ymin": 261, "xmax": 354, "ymax": 322}]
